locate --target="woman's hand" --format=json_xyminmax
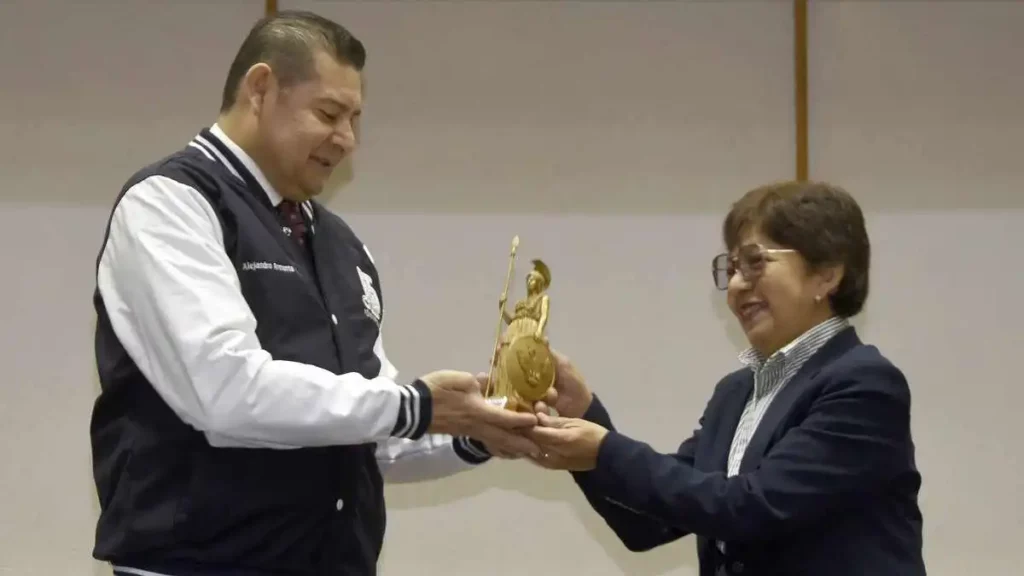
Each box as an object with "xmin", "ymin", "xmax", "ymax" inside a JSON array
[
  {"xmin": 534, "ymin": 350, "xmax": 593, "ymax": 419},
  {"xmin": 526, "ymin": 412, "xmax": 608, "ymax": 471}
]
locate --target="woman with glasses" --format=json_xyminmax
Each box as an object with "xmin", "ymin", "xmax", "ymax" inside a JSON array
[{"xmin": 527, "ymin": 181, "xmax": 925, "ymax": 576}]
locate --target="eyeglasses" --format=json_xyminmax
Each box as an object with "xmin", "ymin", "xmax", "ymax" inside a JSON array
[{"xmin": 711, "ymin": 244, "xmax": 796, "ymax": 290}]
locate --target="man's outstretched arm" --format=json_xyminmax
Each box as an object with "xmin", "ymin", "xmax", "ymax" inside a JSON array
[
  {"xmin": 98, "ymin": 175, "xmax": 538, "ymax": 450},
  {"xmin": 369, "ymin": 329, "xmax": 500, "ymax": 482}
]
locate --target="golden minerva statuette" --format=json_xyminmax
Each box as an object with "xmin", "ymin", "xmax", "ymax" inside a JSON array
[{"xmin": 485, "ymin": 236, "xmax": 556, "ymax": 412}]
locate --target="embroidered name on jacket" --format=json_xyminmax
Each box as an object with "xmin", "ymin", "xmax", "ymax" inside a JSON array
[
  {"xmin": 356, "ymin": 266, "xmax": 382, "ymax": 325},
  {"xmin": 241, "ymin": 261, "xmax": 297, "ymax": 273}
]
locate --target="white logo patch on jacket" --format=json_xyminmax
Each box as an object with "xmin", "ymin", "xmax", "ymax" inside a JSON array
[{"xmin": 356, "ymin": 266, "xmax": 382, "ymax": 326}]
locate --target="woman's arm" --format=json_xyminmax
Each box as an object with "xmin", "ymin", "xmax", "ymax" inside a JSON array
[
  {"xmin": 578, "ymin": 361, "xmax": 912, "ymax": 543},
  {"xmin": 569, "ymin": 396, "xmax": 697, "ymax": 551}
]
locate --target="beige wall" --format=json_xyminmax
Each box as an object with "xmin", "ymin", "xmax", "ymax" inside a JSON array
[{"xmin": 0, "ymin": 2, "xmax": 1020, "ymax": 575}]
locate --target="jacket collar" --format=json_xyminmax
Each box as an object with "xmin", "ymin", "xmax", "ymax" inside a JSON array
[
  {"xmin": 714, "ymin": 326, "xmax": 862, "ymax": 474},
  {"xmin": 194, "ymin": 125, "xmax": 288, "ymax": 212}
]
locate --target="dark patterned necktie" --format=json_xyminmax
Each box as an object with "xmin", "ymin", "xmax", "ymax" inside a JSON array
[{"xmin": 277, "ymin": 200, "xmax": 308, "ymax": 247}]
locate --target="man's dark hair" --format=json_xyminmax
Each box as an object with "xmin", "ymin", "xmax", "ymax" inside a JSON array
[
  {"xmin": 722, "ymin": 180, "xmax": 871, "ymax": 317},
  {"xmin": 220, "ymin": 10, "xmax": 366, "ymax": 112}
]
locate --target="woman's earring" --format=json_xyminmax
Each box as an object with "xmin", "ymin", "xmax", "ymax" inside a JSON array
[{"xmin": 814, "ymin": 294, "xmax": 823, "ymax": 303}]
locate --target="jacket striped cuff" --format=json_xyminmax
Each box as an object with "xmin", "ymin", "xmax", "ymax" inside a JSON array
[
  {"xmin": 452, "ymin": 436, "xmax": 492, "ymax": 464},
  {"xmin": 391, "ymin": 379, "xmax": 432, "ymax": 440}
]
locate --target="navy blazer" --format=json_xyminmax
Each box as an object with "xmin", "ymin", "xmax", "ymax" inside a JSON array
[{"xmin": 571, "ymin": 327, "xmax": 926, "ymax": 576}]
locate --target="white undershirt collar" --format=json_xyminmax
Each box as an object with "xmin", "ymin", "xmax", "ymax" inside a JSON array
[{"xmin": 208, "ymin": 123, "xmax": 284, "ymax": 207}]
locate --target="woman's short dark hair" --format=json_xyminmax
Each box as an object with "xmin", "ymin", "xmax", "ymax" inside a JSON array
[{"xmin": 722, "ymin": 180, "xmax": 870, "ymax": 317}]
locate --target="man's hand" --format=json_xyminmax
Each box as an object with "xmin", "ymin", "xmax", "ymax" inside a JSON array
[
  {"xmin": 532, "ymin": 350, "xmax": 593, "ymax": 419},
  {"xmin": 525, "ymin": 412, "xmax": 609, "ymax": 471},
  {"xmin": 420, "ymin": 370, "xmax": 541, "ymax": 458}
]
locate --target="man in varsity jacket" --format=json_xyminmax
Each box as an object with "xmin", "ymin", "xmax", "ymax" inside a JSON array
[{"xmin": 89, "ymin": 11, "xmax": 540, "ymax": 576}]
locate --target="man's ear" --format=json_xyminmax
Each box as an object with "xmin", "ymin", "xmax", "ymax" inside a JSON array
[{"xmin": 240, "ymin": 63, "xmax": 274, "ymax": 114}]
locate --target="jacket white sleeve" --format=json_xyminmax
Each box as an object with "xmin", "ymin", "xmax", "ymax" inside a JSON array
[
  {"xmin": 365, "ymin": 261, "xmax": 492, "ymax": 483},
  {"xmin": 96, "ymin": 175, "xmax": 431, "ymax": 448}
]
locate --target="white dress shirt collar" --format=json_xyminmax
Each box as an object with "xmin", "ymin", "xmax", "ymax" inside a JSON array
[{"xmin": 208, "ymin": 123, "xmax": 283, "ymax": 207}]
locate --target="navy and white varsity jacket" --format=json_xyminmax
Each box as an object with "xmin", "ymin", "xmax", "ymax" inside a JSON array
[{"xmin": 90, "ymin": 124, "xmax": 491, "ymax": 576}]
